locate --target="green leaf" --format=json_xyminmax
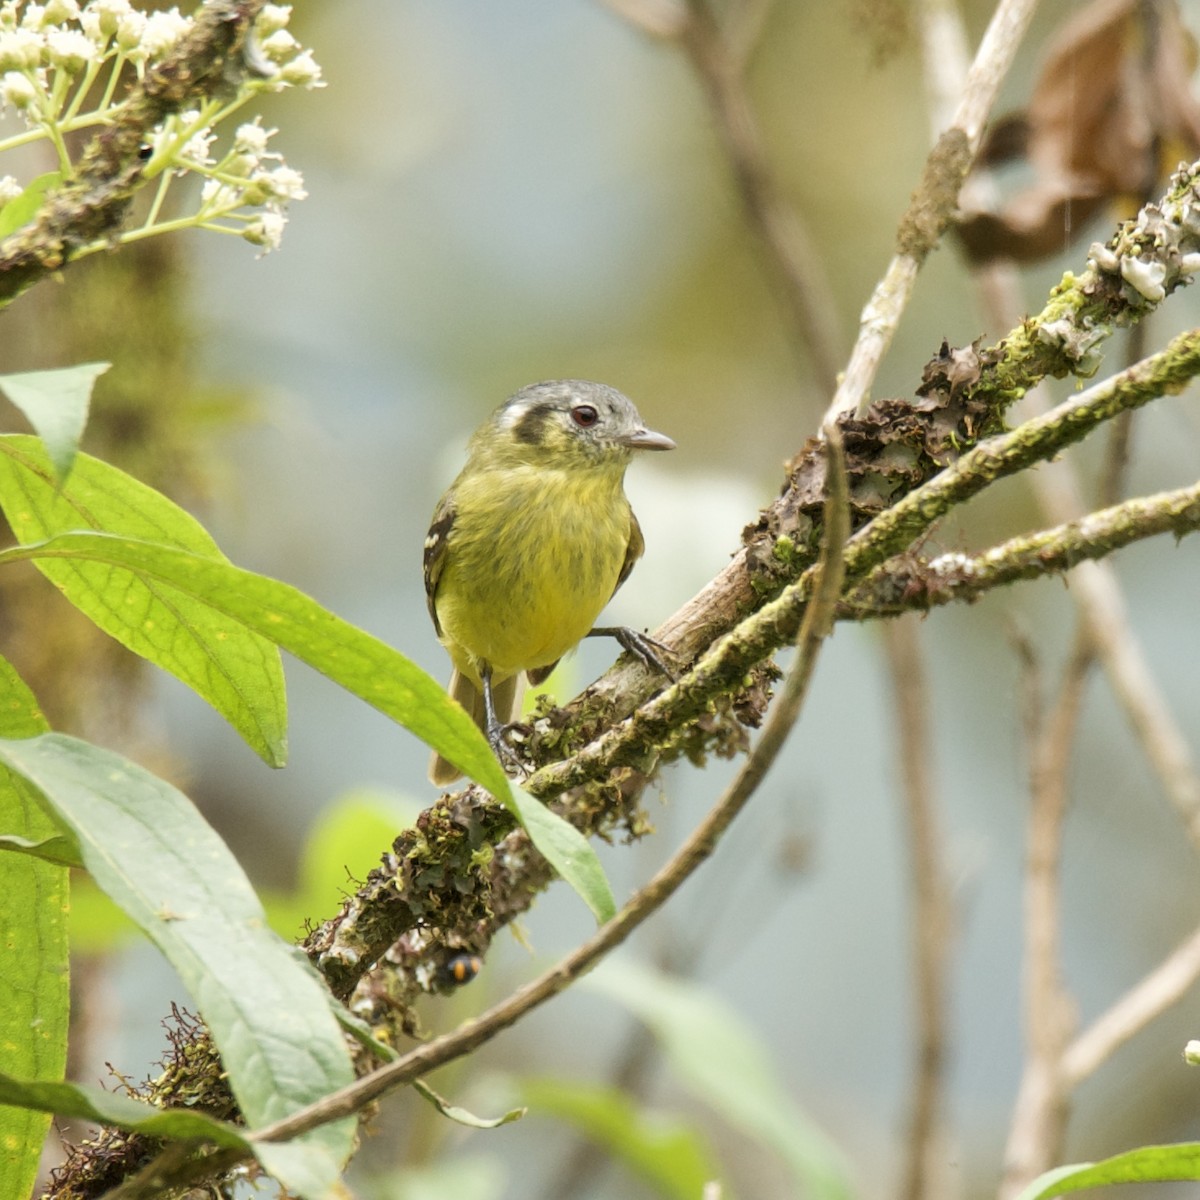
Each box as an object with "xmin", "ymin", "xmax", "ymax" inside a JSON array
[
  {"xmin": 519, "ymin": 1076, "xmax": 718, "ymax": 1199},
  {"xmin": 0, "ymin": 171, "xmax": 62, "ymax": 239},
  {"xmin": 0, "ymin": 529, "xmax": 616, "ymax": 922},
  {"xmin": 0, "ymin": 831, "xmax": 83, "ymax": 868},
  {"xmin": 0, "ymin": 1072, "xmax": 251, "ymax": 1148},
  {"xmin": 0, "ymin": 362, "xmax": 110, "ymax": 480},
  {"xmin": 0, "ymin": 733, "xmax": 356, "ymax": 1197},
  {"xmin": 0, "ymin": 436, "xmax": 287, "ymax": 766},
  {"xmin": 0, "ymin": 1072, "xmax": 348, "ymax": 1199},
  {"xmin": 1014, "ymin": 1144, "xmax": 1200, "ymax": 1199},
  {"xmin": 0, "ymin": 658, "xmax": 66, "ymax": 1200},
  {"xmin": 412, "ymin": 1079, "xmax": 525, "ymax": 1130},
  {"xmin": 508, "ymin": 786, "xmax": 616, "ymax": 923},
  {"xmin": 589, "ymin": 960, "xmax": 855, "ymax": 1200}
]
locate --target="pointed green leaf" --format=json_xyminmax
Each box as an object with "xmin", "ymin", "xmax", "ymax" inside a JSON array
[
  {"xmin": 0, "ymin": 733, "xmax": 356, "ymax": 1196},
  {"xmin": 0, "ymin": 529, "xmax": 617, "ymax": 922},
  {"xmin": 0, "ymin": 831, "xmax": 83, "ymax": 868},
  {"xmin": 0, "ymin": 529, "xmax": 484, "ymax": 779},
  {"xmin": 508, "ymin": 786, "xmax": 615, "ymax": 923},
  {"xmin": 0, "ymin": 171, "xmax": 62, "ymax": 239},
  {"xmin": 0, "ymin": 363, "xmax": 109, "ymax": 480},
  {"xmin": 0, "ymin": 1072, "xmax": 350, "ymax": 1199},
  {"xmin": 0, "ymin": 1072, "xmax": 251, "ymax": 1147},
  {"xmin": 589, "ymin": 960, "xmax": 855, "ymax": 1200},
  {"xmin": 1015, "ymin": 1144, "xmax": 1200, "ymax": 1200},
  {"xmin": 0, "ymin": 658, "xmax": 66, "ymax": 1200},
  {"xmin": 0, "ymin": 436, "xmax": 287, "ymax": 765},
  {"xmin": 412, "ymin": 1080, "xmax": 525, "ymax": 1130}
]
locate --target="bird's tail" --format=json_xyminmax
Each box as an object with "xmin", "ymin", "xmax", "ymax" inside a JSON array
[{"xmin": 428, "ymin": 669, "xmax": 523, "ymax": 786}]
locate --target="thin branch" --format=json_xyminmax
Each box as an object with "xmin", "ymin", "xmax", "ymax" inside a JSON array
[
  {"xmin": 1062, "ymin": 923, "xmax": 1200, "ymax": 1088},
  {"xmin": 884, "ymin": 616, "xmax": 954, "ymax": 1200},
  {"xmin": 841, "ymin": 479, "xmax": 1200, "ymax": 622},
  {"xmin": 121, "ymin": 432, "xmax": 853, "ymax": 1198},
  {"xmin": 824, "ymin": 0, "xmax": 1042, "ymax": 422},
  {"xmin": 1000, "ymin": 636, "xmax": 1092, "ymax": 1196}
]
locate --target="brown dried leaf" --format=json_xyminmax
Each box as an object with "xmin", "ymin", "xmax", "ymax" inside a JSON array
[{"xmin": 958, "ymin": 0, "xmax": 1200, "ymax": 262}]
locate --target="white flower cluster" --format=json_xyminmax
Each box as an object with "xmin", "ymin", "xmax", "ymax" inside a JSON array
[
  {"xmin": 0, "ymin": 0, "xmax": 321, "ymax": 254},
  {"xmin": 0, "ymin": 0, "xmax": 321, "ymax": 85},
  {"xmin": 189, "ymin": 115, "xmax": 310, "ymax": 252}
]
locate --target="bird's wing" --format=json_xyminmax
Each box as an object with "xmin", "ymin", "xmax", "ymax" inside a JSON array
[
  {"xmin": 423, "ymin": 492, "xmax": 457, "ymax": 636},
  {"xmin": 612, "ymin": 506, "xmax": 645, "ymax": 598}
]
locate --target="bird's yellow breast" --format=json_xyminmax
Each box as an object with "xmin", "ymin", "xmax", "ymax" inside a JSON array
[{"xmin": 434, "ymin": 464, "xmax": 633, "ymax": 685}]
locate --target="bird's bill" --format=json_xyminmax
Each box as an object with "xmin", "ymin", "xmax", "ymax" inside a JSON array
[{"xmin": 622, "ymin": 427, "xmax": 676, "ymax": 451}]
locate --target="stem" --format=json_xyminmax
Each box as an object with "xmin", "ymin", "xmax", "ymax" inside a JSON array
[
  {"xmin": 1000, "ymin": 637, "xmax": 1090, "ymax": 1195},
  {"xmin": 61, "ymin": 57, "xmax": 105, "ymax": 125},
  {"xmin": 824, "ymin": 0, "xmax": 1042, "ymax": 423},
  {"xmin": 885, "ymin": 616, "xmax": 953, "ymax": 1200},
  {"xmin": 97, "ymin": 50, "xmax": 128, "ymax": 113},
  {"xmin": 141, "ymin": 169, "xmax": 174, "ymax": 229}
]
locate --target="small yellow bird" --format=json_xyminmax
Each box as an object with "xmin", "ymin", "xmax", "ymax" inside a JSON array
[{"xmin": 424, "ymin": 379, "xmax": 675, "ymax": 785}]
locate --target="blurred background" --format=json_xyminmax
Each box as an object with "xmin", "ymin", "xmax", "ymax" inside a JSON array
[{"xmin": 7, "ymin": 1, "xmax": 1200, "ymax": 1197}]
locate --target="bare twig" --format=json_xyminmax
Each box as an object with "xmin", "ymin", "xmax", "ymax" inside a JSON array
[
  {"xmin": 1063, "ymin": 923, "xmax": 1200, "ymax": 1088},
  {"xmin": 884, "ymin": 616, "xmax": 954, "ymax": 1200},
  {"xmin": 1000, "ymin": 636, "xmax": 1092, "ymax": 1195},
  {"xmin": 824, "ymin": 0, "xmax": 1041, "ymax": 423}
]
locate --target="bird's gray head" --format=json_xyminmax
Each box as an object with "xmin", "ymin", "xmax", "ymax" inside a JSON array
[{"xmin": 491, "ymin": 379, "xmax": 675, "ymax": 465}]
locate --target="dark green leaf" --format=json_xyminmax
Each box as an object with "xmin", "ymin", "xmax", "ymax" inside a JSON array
[
  {"xmin": 0, "ymin": 436, "xmax": 287, "ymax": 766},
  {"xmin": 0, "ymin": 733, "xmax": 356, "ymax": 1195},
  {"xmin": 0, "ymin": 362, "xmax": 110, "ymax": 480},
  {"xmin": 0, "ymin": 657, "xmax": 65, "ymax": 1200}
]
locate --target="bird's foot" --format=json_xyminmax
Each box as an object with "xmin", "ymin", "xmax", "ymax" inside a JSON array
[
  {"xmin": 591, "ymin": 626, "xmax": 680, "ymax": 681},
  {"xmin": 486, "ymin": 718, "xmax": 533, "ymax": 778}
]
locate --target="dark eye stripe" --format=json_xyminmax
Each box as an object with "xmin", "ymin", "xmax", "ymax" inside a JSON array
[{"xmin": 511, "ymin": 402, "xmax": 556, "ymax": 444}]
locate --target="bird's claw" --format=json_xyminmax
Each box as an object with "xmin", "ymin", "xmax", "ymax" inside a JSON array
[
  {"xmin": 602, "ymin": 626, "xmax": 680, "ymax": 681},
  {"xmin": 486, "ymin": 719, "xmax": 533, "ymax": 778}
]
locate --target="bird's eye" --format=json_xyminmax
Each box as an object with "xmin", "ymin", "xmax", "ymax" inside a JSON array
[{"xmin": 571, "ymin": 405, "xmax": 599, "ymax": 428}]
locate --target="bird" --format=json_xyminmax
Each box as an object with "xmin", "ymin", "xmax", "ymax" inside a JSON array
[{"xmin": 424, "ymin": 379, "xmax": 675, "ymax": 785}]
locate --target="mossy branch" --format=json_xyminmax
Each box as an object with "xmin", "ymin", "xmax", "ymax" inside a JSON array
[
  {"xmin": 303, "ymin": 270, "xmax": 1200, "ymax": 1035},
  {"xmin": 842, "ymin": 481, "xmax": 1200, "ymax": 620}
]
